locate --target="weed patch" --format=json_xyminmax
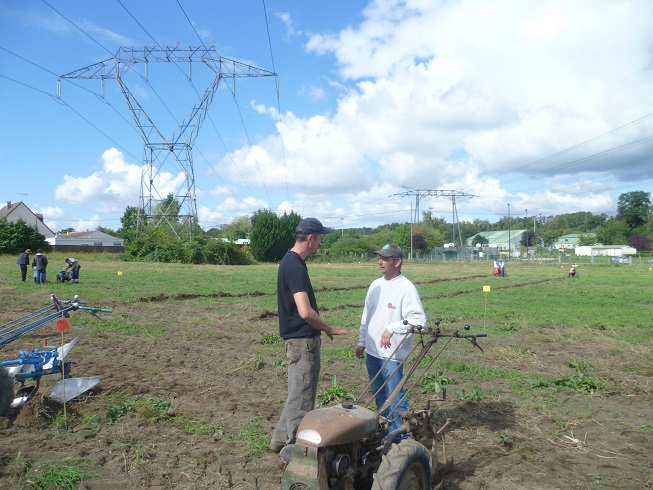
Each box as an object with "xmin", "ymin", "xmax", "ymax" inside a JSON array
[{"xmin": 317, "ymin": 376, "xmax": 355, "ymax": 405}]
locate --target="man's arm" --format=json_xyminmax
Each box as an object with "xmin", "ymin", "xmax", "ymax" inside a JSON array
[{"xmin": 293, "ymin": 291, "xmax": 348, "ymax": 340}]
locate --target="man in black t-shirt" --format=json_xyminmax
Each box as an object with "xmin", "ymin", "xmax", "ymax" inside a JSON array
[{"xmin": 269, "ymin": 218, "xmax": 349, "ymax": 459}]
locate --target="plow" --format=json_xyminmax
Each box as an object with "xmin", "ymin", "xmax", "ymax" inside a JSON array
[{"xmin": 0, "ymin": 295, "xmax": 111, "ymax": 417}]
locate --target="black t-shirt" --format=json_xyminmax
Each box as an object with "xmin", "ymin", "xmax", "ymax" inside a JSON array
[{"xmin": 277, "ymin": 250, "xmax": 320, "ymax": 340}]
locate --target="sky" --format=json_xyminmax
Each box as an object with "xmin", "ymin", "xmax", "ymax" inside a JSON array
[{"xmin": 1, "ymin": 0, "xmax": 652, "ymax": 235}]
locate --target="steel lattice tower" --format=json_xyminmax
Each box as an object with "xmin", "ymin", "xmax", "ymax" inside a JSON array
[
  {"xmin": 391, "ymin": 187, "xmax": 475, "ymax": 247},
  {"xmin": 60, "ymin": 46, "xmax": 276, "ymax": 238}
]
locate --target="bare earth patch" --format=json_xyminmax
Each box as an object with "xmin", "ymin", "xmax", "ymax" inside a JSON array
[{"xmin": 1, "ymin": 278, "xmax": 651, "ymax": 489}]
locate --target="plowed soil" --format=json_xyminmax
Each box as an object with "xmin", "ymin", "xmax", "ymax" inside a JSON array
[{"xmin": 0, "ymin": 263, "xmax": 651, "ymax": 489}]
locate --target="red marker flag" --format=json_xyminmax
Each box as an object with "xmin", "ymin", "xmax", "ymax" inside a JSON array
[{"xmin": 56, "ymin": 319, "xmax": 70, "ymax": 332}]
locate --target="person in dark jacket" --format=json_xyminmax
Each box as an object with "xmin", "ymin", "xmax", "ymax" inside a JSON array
[
  {"xmin": 32, "ymin": 249, "xmax": 49, "ymax": 284},
  {"xmin": 64, "ymin": 257, "xmax": 81, "ymax": 283},
  {"xmin": 16, "ymin": 249, "xmax": 32, "ymax": 282}
]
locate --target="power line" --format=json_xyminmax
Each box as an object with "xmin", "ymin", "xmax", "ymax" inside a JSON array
[{"xmin": 262, "ymin": 0, "xmax": 290, "ymax": 202}]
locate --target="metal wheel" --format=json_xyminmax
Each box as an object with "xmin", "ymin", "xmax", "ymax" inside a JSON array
[{"xmin": 0, "ymin": 366, "xmax": 14, "ymax": 417}]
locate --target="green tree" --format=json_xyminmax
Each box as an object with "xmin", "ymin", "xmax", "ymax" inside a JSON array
[
  {"xmin": 594, "ymin": 219, "xmax": 629, "ymax": 245},
  {"xmin": 154, "ymin": 193, "xmax": 181, "ymax": 223},
  {"xmin": 321, "ymin": 230, "xmax": 342, "ymax": 251},
  {"xmin": 0, "ymin": 218, "xmax": 48, "ymax": 254},
  {"xmin": 617, "ymin": 191, "xmax": 651, "ymax": 231},
  {"xmin": 219, "ymin": 215, "xmax": 252, "ymax": 241},
  {"xmin": 119, "ymin": 206, "xmax": 148, "ymax": 239},
  {"xmin": 471, "ymin": 234, "xmax": 489, "ymax": 246},
  {"xmin": 330, "ymin": 235, "xmax": 369, "ymax": 255},
  {"xmin": 392, "ymin": 223, "xmax": 412, "ymax": 251},
  {"xmin": 249, "ymin": 210, "xmax": 301, "ymax": 262},
  {"xmin": 421, "ymin": 227, "xmax": 445, "ymax": 249},
  {"xmin": 578, "ymin": 233, "xmax": 598, "ymax": 246}
]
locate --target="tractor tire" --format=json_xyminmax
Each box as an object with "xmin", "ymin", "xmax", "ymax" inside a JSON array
[
  {"xmin": 0, "ymin": 366, "xmax": 14, "ymax": 418},
  {"xmin": 372, "ymin": 439, "xmax": 431, "ymax": 490}
]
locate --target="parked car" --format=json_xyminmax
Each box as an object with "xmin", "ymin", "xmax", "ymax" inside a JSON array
[{"xmin": 612, "ymin": 256, "xmax": 631, "ymax": 264}]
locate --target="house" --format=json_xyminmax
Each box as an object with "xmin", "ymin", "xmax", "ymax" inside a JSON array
[
  {"xmin": 575, "ymin": 245, "xmax": 636, "ymax": 257},
  {"xmin": 46, "ymin": 230, "xmax": 124, "ymax": 253},
  {"xmin": 466, "ymin": 230, "xmax": 526, "ymax": 251},
  {"xmin": 219, "ymin": 237, "xmax": 250, "ymax": 249},
  {"xmin": 553, "ymin": 233, "xmax": 587, "ymax": 249},
  {"xmin": 0, "ymin": 201, "xmax": 55, "ymax": 238}
]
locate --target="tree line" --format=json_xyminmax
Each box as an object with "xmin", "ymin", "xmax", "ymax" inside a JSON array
[{"xmin": 1, "ymin": 191, "xmax": 650, "ymax": 263}]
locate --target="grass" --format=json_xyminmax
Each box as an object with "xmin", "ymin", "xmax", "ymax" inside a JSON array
[
  {"xmin": 0, "ymin": 254, "xmax": 651, "ymax": 486},
  {"xmin": 19, "ymin": 456, "xmax": 96, "ymax": 490},
  {"xmin": 227, "ymin": 417, "xmax": 270, "ymax": 456},
  {"xmin": 106, "ymin": 397, "xmax": 171, "ymax": 424}
]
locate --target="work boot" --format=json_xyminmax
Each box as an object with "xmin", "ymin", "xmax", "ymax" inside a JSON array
[{"xmin": 279, "ymin": 444, "xmax": 294, "ymax": 465}]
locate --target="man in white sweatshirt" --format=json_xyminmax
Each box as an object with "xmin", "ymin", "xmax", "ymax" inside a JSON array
[{"xmin": 355, "ymin": 243, "xmax": 426, "ymax": 434}]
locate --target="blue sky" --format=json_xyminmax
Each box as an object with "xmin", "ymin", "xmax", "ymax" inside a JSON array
[{"xmin": 1, "ymin": 0, "xmax": 652, "ymax": 234}]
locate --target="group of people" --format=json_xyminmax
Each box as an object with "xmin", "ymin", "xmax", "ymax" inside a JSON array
[
  {"xmin": 16, "ymin": 249, "xmax": 80, "ymax": 284},
  {"xmin": 269, "ymin": 217, "xmax": 426, "ymax": 462}
]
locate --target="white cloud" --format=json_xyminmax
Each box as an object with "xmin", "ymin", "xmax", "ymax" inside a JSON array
[
  {"xmin": 54, "ymin": 148, "xmax": 188, "ymax": 215},
  {"xmin": 72, "ymin": 215, "xmax": 101, "ymax": 232},
  {"xmin": 259, "ymin": 0, "xmax": 653, "ymax": 224},
  {"xmin": 275, "ymin": 12, "xmax": 301, "ymax": 39}
]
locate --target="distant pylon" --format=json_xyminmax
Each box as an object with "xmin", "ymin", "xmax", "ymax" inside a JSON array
[
  {"xmin": 60, "ymin": 46, "xmax": 276, "ymax": 238},
  {"xmin": 390, "ymin": 187, "xmax": 475, "ymax": 247}
]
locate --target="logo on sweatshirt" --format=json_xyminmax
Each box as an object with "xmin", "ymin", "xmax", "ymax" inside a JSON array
[{"xmin": 387, "ymin": 302, "xmax": 396, "ymax": 310}]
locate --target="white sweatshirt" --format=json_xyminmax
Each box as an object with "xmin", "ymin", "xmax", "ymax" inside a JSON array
[{"xmin": 358, "ymin": 273, "xmax": 426, "ymax": 361}]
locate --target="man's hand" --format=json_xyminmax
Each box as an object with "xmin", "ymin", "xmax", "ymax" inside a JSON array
[
  {"xmin": 380, "ymin": 329, "xmax": 393, "ymax": 349},
  {"xmin": 355, "ymin": 345, "xmax": 365, "ymax": 358},
  {"xmin": 325, "ymin": 327, "xmax": 349, "ymax": 341}
]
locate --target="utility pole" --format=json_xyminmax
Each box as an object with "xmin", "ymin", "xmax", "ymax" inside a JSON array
[
  {"xmin": 507, "ymin": 203, "xmax": 511, "ymax": 257},
  {"xmin": 60, "ymin": 46, "xmax": 276, "ymax": 239}
]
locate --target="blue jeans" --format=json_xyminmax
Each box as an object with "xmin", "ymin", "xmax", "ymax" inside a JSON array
[
  {"xmin": 36, "ymin": 270, "xmax": 46, "ymax": 284},
  {"xmin": 366, "ymin": 354, "xmax": 409, "ymax": 433},
  {"xmin": 271, "ymin": 336, "xmax": 321, "ymax": 448}
]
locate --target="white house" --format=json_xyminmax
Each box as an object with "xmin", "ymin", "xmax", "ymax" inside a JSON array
[
  {"xmin": 466, "ymin": 230, "xmax": 526, "ymax": 250},
  {"xmin": 575, "ymin": 245, "xmax": 636, "ymax": 257},
  {"xmin": 46, "ymin": 230, "xmax": 124, "ymax": 249},
  {"xmin": 0, "ymin": 201, "xmax": 55, "ymax": 238}
]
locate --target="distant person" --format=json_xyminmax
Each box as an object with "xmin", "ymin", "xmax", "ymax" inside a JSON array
[
  {"xmin": 493, "ymin": 259, "xmax": 502, "ymax": 276},
  {"xmin": 32, "ymin": 249, "xmax": 48, "ymax": 284},
  {"xmin": 499, "ymin": 260, "xmax": 507, "ymax": 277},
  {"xmin": 16, "ymin": 249, "xmax": 32, "ymax": 282},
  {"xmin": 269, "ymin": 218, "xmax": 349, "ymax": 460},
  {"xmin": 568, "ymin": 266, "xmax": 578, "ymax": 278},
  {"xmin": 64, "ymin": 257, "xmax": 81, "ymax": 283},
  {"xmin": 355, "ymin": 243, "xmax": 426, "ymax": 434}
]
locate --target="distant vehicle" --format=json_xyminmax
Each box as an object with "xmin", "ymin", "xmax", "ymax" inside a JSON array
[
  {"xmin": 647, "ymin": 259, "xmax": 653, "ymax": 264},
  {"xmin": 612, "ymin": 256, "xmax": 631, "ymax": 264}
]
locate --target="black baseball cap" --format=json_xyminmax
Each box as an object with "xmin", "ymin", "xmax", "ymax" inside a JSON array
[{"xmin": 296, "ymin": 217, "xmax": 333, "ymax": 235}]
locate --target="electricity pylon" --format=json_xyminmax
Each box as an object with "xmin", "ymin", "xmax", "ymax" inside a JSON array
[
  {"xmin": 390, "ymin": 187, "xmax": 475, "ymax": 247},
  {"xmin": 60, "ymin": 46, "xmax": 276, "ymax": 238}
]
